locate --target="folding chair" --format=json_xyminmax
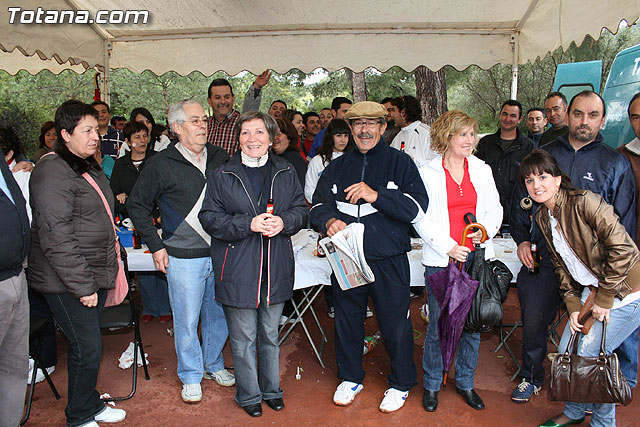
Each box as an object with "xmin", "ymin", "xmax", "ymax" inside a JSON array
[
  {"xmin": 100, "ymin": 255, "xmax": 150, "ymax": 402},
  {"xmin": 21, "ymin": 316, "xmax": 61, "ymax": 425},
  {"xmin": 493, "ymin": 284, "xmax": 523, "ymax": 382},
  {"xmin": 547, "ymin": 305, "xmax": 568, "ymax": 351}
]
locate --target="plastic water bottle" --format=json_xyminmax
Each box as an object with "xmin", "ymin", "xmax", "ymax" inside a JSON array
[{"xmin": 363, "ymin": 331, "xmax": 382, "ymax": 355}]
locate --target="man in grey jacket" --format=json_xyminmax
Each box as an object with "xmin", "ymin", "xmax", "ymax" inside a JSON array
[{"xmin": 128, "ymin": 99, "xmax": 232, "ymax": 404}]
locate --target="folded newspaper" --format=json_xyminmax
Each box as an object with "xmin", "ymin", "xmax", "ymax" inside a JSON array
[{"xmin": 319, "ymin": 223, "xmax": 375, "ymax": 290}]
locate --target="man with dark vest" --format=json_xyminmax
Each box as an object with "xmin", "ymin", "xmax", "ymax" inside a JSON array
[{"xmin": 0, "ymin": 145, "xmax": 30, "ymax": 426}]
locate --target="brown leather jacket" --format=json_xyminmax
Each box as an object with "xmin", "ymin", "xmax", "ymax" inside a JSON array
[{"xmin": 536, "ymin": 187, "xmax": 640, "ymax": 313}]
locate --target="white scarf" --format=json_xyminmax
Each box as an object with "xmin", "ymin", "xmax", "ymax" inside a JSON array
[{"xmin": 241, "ymin": 151, "xmax": 268, "ymax": 167}]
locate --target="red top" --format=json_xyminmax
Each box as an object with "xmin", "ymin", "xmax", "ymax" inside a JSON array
[
  {"xmin": 444, "ymin": 158, "xmax": 477, "ymax": 251},
  {"xmin": 303, "ymin": 136, "xmax": 314, "ymax": 157}
]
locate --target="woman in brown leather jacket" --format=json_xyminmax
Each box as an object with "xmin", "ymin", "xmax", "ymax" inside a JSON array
[{"xmin": 519, "ymin": 149, "xmax": 640, "ymax": 427}]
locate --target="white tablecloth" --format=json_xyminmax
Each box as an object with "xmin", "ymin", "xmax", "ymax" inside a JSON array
[
  {"xmin": 125, "ymin": 231, "xmax": 522, "ymax": 288},
  {"xmin": 125, "ymin": 246, "xmax": 156, "ymax": 272}
]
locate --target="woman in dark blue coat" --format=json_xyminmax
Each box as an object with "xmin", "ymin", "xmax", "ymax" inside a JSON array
[{"xmin": 199, "ymin": 111, "xmax": 307, "ymax": 417}]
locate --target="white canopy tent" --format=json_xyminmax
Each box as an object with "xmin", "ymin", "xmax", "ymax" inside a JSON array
[{"xmin": 1, "ymin": 0, "xmax": 638, "ymax": 102}]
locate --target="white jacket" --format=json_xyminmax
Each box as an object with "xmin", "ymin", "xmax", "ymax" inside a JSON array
[
  {"xmin": 304, "ymin": 151, "xmax": 343, "ymax": 203},
  {"xmin": 414, "ymin": 155, "xmax": 502, "ymax": 267},
  {"xmin": 391, "ymin": 121, "xmax": 438, "ymax": 168}
]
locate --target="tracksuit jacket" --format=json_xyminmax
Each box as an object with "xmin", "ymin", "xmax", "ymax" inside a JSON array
[{"xmin": 310, "ymin": 140, "xmax": 428, "ymax": 260}]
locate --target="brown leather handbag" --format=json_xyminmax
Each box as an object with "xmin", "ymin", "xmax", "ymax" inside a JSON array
[{"xmin": 549, "ymin": 314, "xmax": 632, "ymax": 405}]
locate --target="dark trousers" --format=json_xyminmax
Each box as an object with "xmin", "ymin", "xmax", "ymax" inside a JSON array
[
  {"xmin": 44, "ymin": 290, "xmax": 107, "ymax": 427},
  {"xmin": 28, "ymin": 289, "xmax": 57, "ymax": 367},
  {"xmin": 516, "ymin": 265, "xmax": 561, "ymax": 387},
  {"xmin": 332, "ymin": 253, "xmax": 417, "ymax": 391}
]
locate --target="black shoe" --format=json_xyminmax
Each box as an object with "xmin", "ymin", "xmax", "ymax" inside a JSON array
[
  {"xmin": 265, "ymin": 398, "xmax": 285, "ymax": 411},
  {"xmin": 422, "ymin": 390, "xmax": 438, "ymax": 412},
  {"xmin": 455, "ymin": 388, "xmax": 485, "ymax": 410},
  {"xmin": 242, "ymin": 403, "xmax": 262, "ymax": 417}
]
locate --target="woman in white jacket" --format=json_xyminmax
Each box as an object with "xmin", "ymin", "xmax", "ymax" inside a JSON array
[
  {"xmin": 304, "ymin": 118, "xmax": 353, "ymax": 203},
  {"xmin": 414, "ymin": 110, "xmax": 502, "ymax": 413}
]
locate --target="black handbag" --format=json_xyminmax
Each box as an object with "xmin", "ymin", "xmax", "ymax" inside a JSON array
[
  {"xmin": 548, "ymin": 316, "xmax": 632, "ymax": 406},
  {"xmin": 464, "ymin": 245, "xmax": 513, "ymax": 333}
]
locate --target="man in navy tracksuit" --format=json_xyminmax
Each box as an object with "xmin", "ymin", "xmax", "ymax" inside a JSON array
[
  {"xmin": 510, "ymin": 91, "xmax": 638, "ymax": 404},
  {"xmin": 310, "ymin": 101, "xmax": 428, "ymax": 413}
]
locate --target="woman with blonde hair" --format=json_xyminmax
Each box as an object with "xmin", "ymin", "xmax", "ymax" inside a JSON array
[{"xmin": 414, "ymin": 110, "xmax": 502, "ymax": 412}]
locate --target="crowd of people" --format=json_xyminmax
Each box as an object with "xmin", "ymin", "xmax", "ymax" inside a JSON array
[{"xmin": 1, "ymin": 69, "xmax": 640, "ymax": 427}]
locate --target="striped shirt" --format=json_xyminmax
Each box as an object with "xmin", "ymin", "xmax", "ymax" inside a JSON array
[{"xmin": 206, "ymin": 110, "xmax": 240, "ymax": 157}]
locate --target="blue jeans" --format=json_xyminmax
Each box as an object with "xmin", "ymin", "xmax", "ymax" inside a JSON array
[
  {"xmin": 422, "ymin": 265, "xmax": 481, "ymax": 391},
  {"xmin": 166, "ymin": 256, "xmax": 228, "ymax": 385},
  {"xmin": 223, "ymin": 297, "xmax": 284, "ymax": 407},
  {"xmin": 138, "ymin": 272, "xmax": 171, "ymax": 317},
  {"xmin": 614, "ymin": 326, "xmax": 639, "ymax": 388},
  {"xmin": 558, "ymin": 299, "xmax": 640, "ymax": 427}
]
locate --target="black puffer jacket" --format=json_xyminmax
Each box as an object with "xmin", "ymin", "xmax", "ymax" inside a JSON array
[
  {"xmin": 475, "ymin": 128, "xmax": 533, "ymax": 226},
  {"xmin": 110, "ymin": 150, "xmax": 154, "ymax": 218},
  {"xmin": 199, "ymin": 154, "xmax": 308, "ymax": 309},
  {"xmin": 28, "ymin": 144, "xmax": 118, "ymax": 298}
]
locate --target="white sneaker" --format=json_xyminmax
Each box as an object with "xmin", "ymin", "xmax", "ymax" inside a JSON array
[
  {"xmin": 333, "ymin": 381, "xmax": 363, "ymax": 406},
  {"xmin": 204, "ymin": 369, "xmax": 235, "ymax": 386},
  {"xmin": 78, "ymin": 422, "xmax": 99, "ymax": 427},
  {"xmin": 379, "ymin": 388, "xmax": 408, "ymax": 413},
  {"xmin": 279, "ymin": 315, "xmax": 297, "ymax": 326},
  {"xmin": 366, "ymin": 306, "xmax": 374, "ymax": 318},
  {"xmin": 27, "ymin": 358, "xmax": 55, "ymax": 385},
  {"xmin": 94, "ymin": 406, "xmax": 126, "ymax": 423},
  {"xmin": 420, "ymin": 303, "xmax": 429, "ymax": 323},
  {"xmin": 181, "ymin": 383, "xmax": 202, "ymax": 403}
]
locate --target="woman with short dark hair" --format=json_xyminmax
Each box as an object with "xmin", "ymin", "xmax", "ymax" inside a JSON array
[
  {"xmin": 273, "ymin": 117, "xmax": 307, "ymax": 187},
  {"xmin": 29, "ymin": 100, "xmax": 127, "ymax": 427},
  {"xmin": 199, "ymin": 111, "xmax": 307, "ymax": 418},
  {"xmin": 110, "ymin": 121, "xmax": 172, "ymax": 324},
  {"xmin": 31, "ymin": 121, "xmax": 58, "ymax": 163}
]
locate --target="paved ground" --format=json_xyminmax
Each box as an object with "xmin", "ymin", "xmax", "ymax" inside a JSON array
[{"xmin": 23, "ymin": 288, "xmax": 640, "ymax": 426}]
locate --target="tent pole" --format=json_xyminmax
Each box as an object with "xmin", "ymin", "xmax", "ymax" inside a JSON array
[
  {"xmin": 510, "ymin": 33, "xmax": 519, "ymax": 100},
  {"xmin": 103, "ymin": 41, "xmax": 112, "ymax": 105}
]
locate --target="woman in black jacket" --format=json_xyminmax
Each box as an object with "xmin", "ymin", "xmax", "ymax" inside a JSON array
[
  {"xmin": 273, "ymin": 117, "xmax": 308, "ymax": 187},
  {"xmin": 110, "ymin": 121, "xmax": 171, "ymax": 324},
  {"xmin": 110, "ymin": 121, "xmax": 153, "ymax": 218},
  {"xmin": 29, "ymin": 100, "xmax": 126, "ymax": 426},
  {"xmin": 199, "ymin": 111, "xmax": 307, "ymax": 418}
]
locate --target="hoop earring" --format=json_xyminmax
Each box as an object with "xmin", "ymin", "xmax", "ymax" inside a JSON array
[{"xmin": 520, "ymin": 197, "xmax": 532, "ymax": 210}]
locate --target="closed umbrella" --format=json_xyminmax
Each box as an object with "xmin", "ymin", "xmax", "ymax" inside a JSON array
[{"xmin": 426, "ymin": 223, "xmax": 486, "ymax": 387}]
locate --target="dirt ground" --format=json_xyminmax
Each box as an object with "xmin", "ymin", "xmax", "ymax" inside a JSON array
[{"xmin": 23, "ymin": 288, "xmax": 640, "ymax": 426}]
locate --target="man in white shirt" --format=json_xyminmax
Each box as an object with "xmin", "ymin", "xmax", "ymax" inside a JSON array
[{"xmin": 389, "ymin": 95, "xmax": 437, "ymax": 168}]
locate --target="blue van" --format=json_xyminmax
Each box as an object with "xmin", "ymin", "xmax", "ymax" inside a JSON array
[{"xmin": 552, "ymin": 44, "xmax": 640, "ymax": 148}]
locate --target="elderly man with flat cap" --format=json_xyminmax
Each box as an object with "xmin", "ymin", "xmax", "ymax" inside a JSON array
[{"xmin": 310, "ymin": 101, "xmax": 428, "ymax": 413}]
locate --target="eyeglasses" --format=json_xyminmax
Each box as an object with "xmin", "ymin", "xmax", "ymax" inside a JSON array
[
  {"xmin": 351, "ymin": 120, "xmax": 380, "ymax": 129},
  {"xmin": 183, "ymin": 116, "xmax": 209, "ymax": 126}
]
